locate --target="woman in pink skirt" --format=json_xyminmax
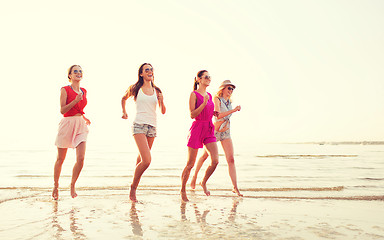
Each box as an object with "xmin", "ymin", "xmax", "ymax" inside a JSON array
[
  {"xmin": 180, "ymin": 70, "xmax": 219, "ymax": 202},
  {"xmin": 53, "ymin": 65, "xmax": 91, "ymax": 200}
]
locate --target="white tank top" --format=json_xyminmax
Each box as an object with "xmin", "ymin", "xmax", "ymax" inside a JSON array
[{"xmin": 134, "ymin": 88, "xmax": 158, "ymax": 127}]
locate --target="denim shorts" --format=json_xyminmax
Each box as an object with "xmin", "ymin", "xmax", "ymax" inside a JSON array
[
  {"xmin": 132, "ymin": 123, "xmax": 157, "ymax": 137},
  {"xmin": 214, "ymin": 128, "xmax": 231, "ymax": 142}
]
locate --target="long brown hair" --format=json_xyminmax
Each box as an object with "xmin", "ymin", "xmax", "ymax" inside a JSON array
[
  {"xmin": 124, "ymin": 63, "xmax": 162, "ymax": 101},
  {"xmin": 67, "ymin": 65, "xmax": 81, "ymax": 82},
  {"xmin": 193, "ymin": 70, "xmax": 208, "ymax": 90}
]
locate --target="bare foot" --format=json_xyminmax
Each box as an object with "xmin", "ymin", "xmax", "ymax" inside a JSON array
[
  {"xmin": 190, "ymin": 178, "xmax": 196, "ymax": 189},
  {"xmin": 130, "ymin": 185, "xmax": 138, "ymax": 202},
  {"xmin": 200, "ymin": 182, "xmax": 210, "ymax": 196},
  {"xmin": 232, "ymin": 188, "xmax": 243, "ymax": 197},
  {"xmin": 70, "ymin": 184, "xmax": 78, "ymax": 198},
  {"xmin": 180, "ymin": 191, "xmax": 189, "ymax": 202},
  {"xmin": 52, "ymin": 187, "xmax": 59, "ymax": 200}
]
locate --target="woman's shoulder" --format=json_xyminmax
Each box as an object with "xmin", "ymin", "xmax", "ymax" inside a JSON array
[
  {"xmin": 61, "ymin": 85, "xmax": 70, "ymax": 93},
  {"xmin": 80, "ymin": 87, "xmax": 87, "ymax": 93}
]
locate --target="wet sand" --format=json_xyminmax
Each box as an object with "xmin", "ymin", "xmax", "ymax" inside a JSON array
[{"xmin": 1, "ymin": 187, "xmax": 384, "ymax": 240}]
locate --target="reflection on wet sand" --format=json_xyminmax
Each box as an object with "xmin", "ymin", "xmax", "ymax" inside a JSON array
[
  {"xmin": 129, "ymin": 202, "xmax": 143, "ymax": 236},
  {"xmin": 51, "ymin": 201, "xmax": 86, "ymax": 240},
  {"xmin": 228, "ymin": 198, "xmax": 241, "ymax": 222},
  {"xmin": 180, "ymin": 202, "xmax": 187, "ymax": 221},
  {"xmin": 180, "ymin": 197, "xmax": 242, "ymax": 225},
  {"xmin": 51, "ymin": 201, "xmax": 64, "ymax": 240},
  {"xmin": 69, "ymin": 207, "xmax": 86, "ymax": 239},
  {"xmin": 193, "ymin": 203, "xmax": 210, "ymax": 226}
]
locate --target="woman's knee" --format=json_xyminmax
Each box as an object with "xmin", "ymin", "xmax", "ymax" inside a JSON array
[
  {"xmin": 211, "ymin": 157, "xmax": 219, "ymax": 167},
  {"xmin": 226, "ymin": 156, "xmax": 235, "ymax": 165},
  {"xmin": 76, "ymin": 159, "xmax": 85, "ymax": 168},
  {"xmin": 142, "ymin": 161, "xmax": 151, "ymax": 169},
  {"xmin": 56, "ymin": 156, "xmax": 65, "ymax": 165},
  {"xmin": 141, "ymin": 156, "xmax": 152, "ymax": 168}
]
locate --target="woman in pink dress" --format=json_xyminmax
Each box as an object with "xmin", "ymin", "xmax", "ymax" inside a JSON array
[{"xmin": 180, "ymin": 70, "xmax": 219, "ymax": 202}]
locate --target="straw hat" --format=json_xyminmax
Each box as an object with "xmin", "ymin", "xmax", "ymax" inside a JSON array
[{"xmin": 219, "ymin": 80, "xmax": 236, "ymax": 89}]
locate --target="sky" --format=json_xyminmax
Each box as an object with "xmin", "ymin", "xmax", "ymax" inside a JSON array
[{"xmin": 0, "ymin": 0, "xmax": 384, "ymax": 150}]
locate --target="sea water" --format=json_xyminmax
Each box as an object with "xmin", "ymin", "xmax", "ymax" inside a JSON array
[
  {"xmin": 1, "ymin": 141, "xmax": 383, "ymax": 201},
  {"xmin": 1, "ymin": 141, "xmax": 384, "ymax": 239}
]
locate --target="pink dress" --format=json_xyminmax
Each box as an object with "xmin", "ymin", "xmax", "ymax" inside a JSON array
[{"xmin": 187, "ymin": 91, "xmax": 216, "ymax": 149}]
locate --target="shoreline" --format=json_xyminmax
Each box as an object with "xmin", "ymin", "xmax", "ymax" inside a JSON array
[{"xmin": 1, "ymin": 189, "xmax": 384, "ymax": 239}]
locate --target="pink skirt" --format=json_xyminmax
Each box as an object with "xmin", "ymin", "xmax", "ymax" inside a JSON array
[{"xmin": 55, "ymin": 116, "xmax": 89, "ymax": 149}]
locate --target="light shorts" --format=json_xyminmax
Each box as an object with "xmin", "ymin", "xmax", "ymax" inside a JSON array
[
  {"xmin": 215, "ymin": 128, "xmax": 231, "ymax": 142},
  {"xmin": 55, "ymin": 116, "xmax": 89, "ymax": 149},
  {"xmin": 132, "ymin": 123, "xmax": 157, "ymax": 137}
]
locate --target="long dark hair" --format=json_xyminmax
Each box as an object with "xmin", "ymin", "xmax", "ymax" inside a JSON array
[
  {"xmin": 126, "ymin": 63, "xmax": 162, "ymax": 101},
  {"xmin": 194, "ymin": 70, "xmax": 208, "ymax": 90}
]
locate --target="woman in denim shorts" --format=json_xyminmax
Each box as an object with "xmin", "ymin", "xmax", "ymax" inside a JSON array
[
  {"xmin": 121, "ymin": 63, "xmax": 166, "ymax": 202},
  {"xmin": 190, "ymin": 80, "xmax": 243, "ymax": 197}
]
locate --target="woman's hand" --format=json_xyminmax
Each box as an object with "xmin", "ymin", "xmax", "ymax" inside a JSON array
[
  {"xmin": 75, "ymin": 92, "xmax": 83, "ymax": 103},
  {"xmin": 122, "ymin": 112, "xmax": 128, "ymax": 119},
  {"xmin": 234, "ymin": 105, "xmax": 241, "ymax": 112},
  {"xmin": 83, "ymin": 116, "xmax": 91, "ymax": 125},
  {"xmin": 203, "ymin": 94, "xmax": 209, "ymax": 105},
  {"xmin": 157, "ymin": 92, "xmax": 163, "ymax": 102}
]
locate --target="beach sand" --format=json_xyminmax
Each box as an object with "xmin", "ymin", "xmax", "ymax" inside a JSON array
[{"xmin": 1, "ymin": 187, "xmax": 384, "ymax": 240}]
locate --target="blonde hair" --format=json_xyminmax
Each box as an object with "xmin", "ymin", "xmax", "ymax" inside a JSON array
[{"xmin": 215, "ymin": 86, "xmax": 232, "ymax": 102}]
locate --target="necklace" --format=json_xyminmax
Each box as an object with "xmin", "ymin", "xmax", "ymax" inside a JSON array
[{"xmin": 70, "ymin": 85, "xmax": 83, "ymax": 94}]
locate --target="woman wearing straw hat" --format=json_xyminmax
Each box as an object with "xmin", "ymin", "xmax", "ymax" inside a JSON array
[{"xmin": 190, "ymin": 80, "xmax": 242, "ymax": 196}]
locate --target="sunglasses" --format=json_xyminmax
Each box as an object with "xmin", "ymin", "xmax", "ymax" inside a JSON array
[
  {"xmin": 73, "ymin": 70, "xmax": 83, "ymax": 74},
  {"xmin": 144, "ymin": 68, "xmax": 153, "ymax": 73},
  {"xmin": 203, "ymin": 75, "xmax": 211, "ymax": 80},
  {"xmin": 227, "ymin": 86, "xmax": 234, "ymax": 91}
]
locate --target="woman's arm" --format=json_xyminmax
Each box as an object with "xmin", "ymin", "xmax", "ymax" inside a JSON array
[
  {"xmin": 60, "ymin": 87, "xmax": 82, "ymax": 115},
  {"xmin": 214, "ymin": 97, "xmax": 241, "ymax": 120},
  {"xmin": 121, "ymin": 89, "xmax": 131, "ymax": 119},
  {"xmin": 157, "ymin": 91, "xmax": 166, "ymax": 114},
  {"xmin": 189, "ymin": 92, "xmax": 209, "ymax": 119}
]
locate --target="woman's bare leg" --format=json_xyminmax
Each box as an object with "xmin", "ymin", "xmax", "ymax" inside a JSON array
[
  {"xmin": 181, "ymin": 147, "xmax": 198, "ymax": 202},
  {"xmin": 190, "ymin": 150, "xmax": 209, "ymax": 189},
  {"xmin": 52, "ymin": 148, "xmax": 68, "ymax": 200},
  {"xmin": 200, "ymin": 142, "xmax": 219, "ymax": 196},
  {"xmin": 130, "ymin": 134, "xmax": 155, "ymax": 202},
  {"xmin": 221, "ymin": 138, "xmax": 242, "ymax": 196},
  {"xmin": 71, "ymin": 142, "xmax": 86, "ymax": 198}
]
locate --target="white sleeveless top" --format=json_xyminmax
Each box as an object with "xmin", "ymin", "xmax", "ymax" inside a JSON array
[{"xmin": 134, "ymin": 88, "xmax": 158, "ymax": 127}]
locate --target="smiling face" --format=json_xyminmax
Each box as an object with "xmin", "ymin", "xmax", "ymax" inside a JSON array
[
  {"xmin": 199, "ymin": 71, "xmax": 211, "ymax": 87},
  {"xmin": 68, "ymin": 65, "xmax": 83, "ymax": 82},
  {"xmin": 140, "ymin": 64, "xmax": 154, "ymax": 82},
  {"xmin": 222, "ymin": 85, "xmax": 234, "ymax": 98}
]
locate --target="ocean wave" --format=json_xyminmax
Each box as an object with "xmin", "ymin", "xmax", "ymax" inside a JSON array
[
  {"xmin": 241, "ymin": 195, "xmax": 384, "ymax": 201},
  {"xmin": 0, "ymin": 185, "xmax": 344, "ymax": 192},
  {"xmin": 14, "ymin": 175, "xmax": 179, "ymax": 178},
  {"xmin": 358, "ymin": 178, "xmax": 384, "ymax": 181},
  {"xmin": 255, "ymin": 155, "xmax": 358, "ymax": 159}
]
